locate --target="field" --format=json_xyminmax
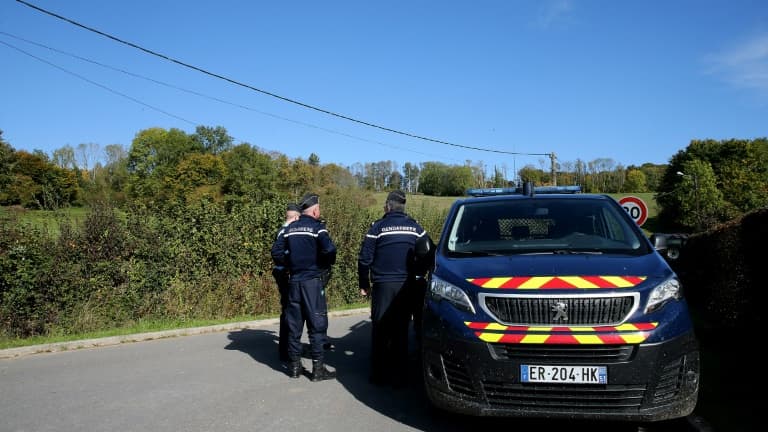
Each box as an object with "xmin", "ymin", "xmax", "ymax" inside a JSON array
[
  {"xmin": 371, "ymin": 191, "xmax": 660, "ymax": 234},
  {"xmin": 0, "ymin": 206, "xmax": 90, "ymax": 236},
  {"xmin": 2, "ymin": 191, "xmax": 660, "ymax": 231},
  {"xmin": 371, "ymin": 190, "xmax": 658, "ymax": 210},
  {"xmin": 368, "ymin": 191, "xmax": 457, "ymax": 212},
  {"xmin": 1, "ymin": 191, "xmax": 660, "ymax": 237}
]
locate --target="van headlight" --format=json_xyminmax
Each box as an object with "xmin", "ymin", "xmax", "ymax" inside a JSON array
[
  {"xmin": 645, "ymin": 277, "xmax": 682, "ymax": 313},
  {"xmin": 430, "ymin": 276, "xmax": 476, "ymax": 314}
]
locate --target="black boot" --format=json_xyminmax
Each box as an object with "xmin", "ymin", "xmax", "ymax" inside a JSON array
[
  {"xmin": 288, "ymin": 360, "xmax": 302, "ymax": 378},
  {"xmin": 311, "ymin": 360, "xmax": 336, "ymax": 382}
]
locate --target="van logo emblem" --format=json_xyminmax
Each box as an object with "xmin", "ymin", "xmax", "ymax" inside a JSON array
[{"xmin": 552, "ymin": 302, "xmax": 569, "ymax": 322}]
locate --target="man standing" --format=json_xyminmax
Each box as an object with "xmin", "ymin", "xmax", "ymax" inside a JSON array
[
  {"xmin": 358, "ymin": 190, "xmax": 430, "ymax": 388},
  {"xmin": 271, "ymin": 202, "xmax": 301, "ymax": 362},
  {"xmin": 271, "ymin": 192, "xmax": 337, "ymax": 381}
]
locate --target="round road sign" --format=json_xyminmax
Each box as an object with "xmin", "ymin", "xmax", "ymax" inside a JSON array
[{"xmin": 619, "ymin": 196, "xmax": 648, "ymax": 227}]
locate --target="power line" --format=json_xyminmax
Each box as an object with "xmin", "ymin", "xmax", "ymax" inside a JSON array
[
  {"xmin": 0, "ymin": 39, "xmax": 198, "ymax": 126},
  {"xmin": 0, "ymin": 31, "xmax": 463, "ymax": 163},
  {"xmin": 16, "ymin": 0, "xmax": 551, "ymax": 159}
]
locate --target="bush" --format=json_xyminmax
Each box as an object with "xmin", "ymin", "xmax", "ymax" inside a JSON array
[
  {"xmin": 0, "ymin": 214, "xmax": 57, "ymax": 336},
  {"xmin": 0, "ymin": 188, "xmax": 452, "ymax": 338},
  {"xmin": 676, "ymin": 207, "xmax": 768, "ymax": 328}
]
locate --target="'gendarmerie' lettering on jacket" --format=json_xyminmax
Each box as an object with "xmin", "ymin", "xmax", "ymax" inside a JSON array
[
  {"xmin": 271, "ymin": 214, "xmax": 336, "ymax": 282},
  {"xmin": 358, "ymin": 211, "xmax": 427, "ymax": 289},
  {"xmin": 380, "ymin": 226, "xmax": 417, "ymax": 233}
]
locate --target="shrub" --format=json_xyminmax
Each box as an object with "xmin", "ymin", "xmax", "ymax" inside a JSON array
[{"xmin": 677, "ymin": 208, "xmax": 768, "ymax": 328}]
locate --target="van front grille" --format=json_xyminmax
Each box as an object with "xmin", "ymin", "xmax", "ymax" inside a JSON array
[
  {"xmin": 483, "ymin": 295, "xmax": 635, "ymax": 326},
  {"xmin": 482, "ymin": 381, "xmax": 647, "ymax": 411},
  {"xmin": 491, "ymin": 344, "xmax": 635, "ymax": 363}
]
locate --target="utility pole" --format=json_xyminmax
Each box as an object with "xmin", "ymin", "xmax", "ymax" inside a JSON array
[
  {"xmin": 501, "ymin": 149, "xmax": 556, "ymax": 186},
  {"xmin": 550, "ymin": 152, "xmax": 557, "ymax": 186}
]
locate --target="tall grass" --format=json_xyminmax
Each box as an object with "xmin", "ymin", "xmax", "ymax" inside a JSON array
[{"xmin": 0, "ymin": 206, "xmax": 89, "ymax": 237}]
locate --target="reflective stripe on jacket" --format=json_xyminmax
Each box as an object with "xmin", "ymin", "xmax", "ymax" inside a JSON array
[
  {"xmin": 271, "ymin": 215, "xmax": 336, "ymax": 282},
  {"xmin": 358, "ymin": 211, "xmax": 427, "ymax": 289}
]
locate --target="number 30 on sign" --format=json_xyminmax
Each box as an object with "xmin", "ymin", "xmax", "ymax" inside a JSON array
[{"xmin": 618, "ymin": 196, "xmax": 648, "ymax": 227}]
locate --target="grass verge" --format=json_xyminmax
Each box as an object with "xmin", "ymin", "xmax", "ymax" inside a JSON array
[{"xmin": 0, "ymin": 302, "xmax": 370, "ymax": 350}]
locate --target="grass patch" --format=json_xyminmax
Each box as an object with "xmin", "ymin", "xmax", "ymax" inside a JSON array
[
  {"xmin": 369, "ymin": 191, "xmax": 457, "ymax": 212},
  {"xmin": 368, "ymin": 192, "xmax": 658, "ymax": 217},
  {"xmin": 0, "ymin": 315, "xmax": 268, "ymax": 350},
  {"xmin": 334, "ymin": 301, "xmax": 370, "ymax": 311},
  {"xmin": 0, "ymin": 206, "xmax": 90, "ymax": 237},
  {"xmin": 0, "ymin": 303, "xmax": 371, "ymax": 350},
  {"xmin": 369, "ymin": 192, "xmax": 660, "ymax": 233}
]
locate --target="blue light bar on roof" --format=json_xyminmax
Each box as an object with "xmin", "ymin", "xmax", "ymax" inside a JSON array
[
  {"xmin": 534, "ymin": 185, "xmax": 582, "ymax": 194},
  {"xmin": 466, "ymin": 185, "xmax": 581, "ymax": 197}
]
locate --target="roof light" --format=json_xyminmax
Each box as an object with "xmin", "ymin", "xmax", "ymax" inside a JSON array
[{"xmin": 466, "ymin": 185, "xmax": 581, "ymax": 197}]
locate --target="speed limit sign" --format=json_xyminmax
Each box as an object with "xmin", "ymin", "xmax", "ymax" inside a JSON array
[{"xmin": 618, "ymin": 196, "xmax": 648, "ymax": 227}]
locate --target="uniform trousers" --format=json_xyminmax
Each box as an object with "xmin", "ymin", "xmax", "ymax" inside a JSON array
[
  {"xmin": 272, "ymin": 268, "xmax": 290, "ymax": 361},
  {"xmin": 370, "ymin": 280, "xmax": 411, "ymax": 384},
  {"xmin": 285, "ymin": 277, "xmax": 329, "ymax": 361}
]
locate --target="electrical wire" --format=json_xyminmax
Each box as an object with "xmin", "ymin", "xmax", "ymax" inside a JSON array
[
  {"xmin": 15, "ymin": 0, "xmax": 552, "ymax": 159},
  {"xmin": 0, "ymin": 39, "xmax": 198, "ymax": 126},
  {"xmin": 0, "ymin": 31, "xmax": 462, "ymax": 162}
]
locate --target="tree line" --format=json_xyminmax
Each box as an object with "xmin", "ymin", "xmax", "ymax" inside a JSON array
[
  {"xmin": 2, "ymin": 124, "xmax": 766, "ymax": 232},
  {"xmin": 2, "ymin": 126, "xmax": 680, "ymax": 210}
]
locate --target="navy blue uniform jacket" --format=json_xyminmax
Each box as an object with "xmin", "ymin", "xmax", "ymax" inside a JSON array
[
  {"xmin": 271, "ymin": 215, "xmax": 336, "ymax": 282},
  {"xmin": 271, "ymin": 222, "xmax": 291, "ymax": 275},
  {"xmin": 358, "ymin": 211, "xmax": 428, "ymax": 290}
]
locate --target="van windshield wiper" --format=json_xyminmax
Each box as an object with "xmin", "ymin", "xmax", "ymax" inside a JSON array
[
  {"xmin": 519, "ymin": 249, "xmax": 603, "ymax": 255},
  {"xmin": 553, "ymin": 249, "xmax": 603, "ymax": 255},
  {"xmin": 450, "ymin": 250, "xmax": 504, "ymax": 257}
]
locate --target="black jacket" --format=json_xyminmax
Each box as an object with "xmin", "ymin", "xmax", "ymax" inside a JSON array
[
  {"xmin": 357, "ymin": 211, "xmax": 428, "ymax": 289},
  {"xmin": 271, "ymin": 215, "xmax": 336, "ymax": 282}
]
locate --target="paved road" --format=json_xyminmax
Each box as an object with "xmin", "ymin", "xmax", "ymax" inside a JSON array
[{"xmin": 0, "ymin": 311, "xmax": 702, "ymax": 432}]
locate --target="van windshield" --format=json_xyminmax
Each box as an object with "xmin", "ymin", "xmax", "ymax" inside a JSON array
[{"xmin": 445, "ymin": 197, "xmax": 651, "ymax": 256}]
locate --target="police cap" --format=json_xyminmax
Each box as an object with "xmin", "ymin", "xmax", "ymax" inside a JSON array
[
  {"xmin": 286, "ymin": 203, "xmax": 301, "ymax": 213},
  {"xmin": 386, "ymin": 189, "xmax": 406, "ymax": 204},
  {"xmin": 300, "ymin": 192, "xmax": 319, "ymax": 210}
]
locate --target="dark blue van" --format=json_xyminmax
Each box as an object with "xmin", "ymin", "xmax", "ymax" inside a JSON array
[{"xmin": 421, "ymin": 186, "xmax": 699, "ymax": 422}]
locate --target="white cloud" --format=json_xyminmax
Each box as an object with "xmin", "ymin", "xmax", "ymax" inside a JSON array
[
  {"xmin": 706, "ymin": 33, "xmax": 768, "ymax": 92},
  {"xmin": 535, "ymin": 0, "xmax": 574, "ymax": 29}
]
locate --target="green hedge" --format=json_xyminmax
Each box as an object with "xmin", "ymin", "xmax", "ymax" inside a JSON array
[
  {"xmin": 675, "ymin": 207, "xmax": 768, "ymax": 329},
  {"xmin": 0, "ymin": 190, "xmax": 449, "ymax": 338}
]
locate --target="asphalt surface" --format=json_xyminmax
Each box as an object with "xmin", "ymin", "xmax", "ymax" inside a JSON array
[{"xmin": 0, "ymin": 309, "xmax": 717, "ymax": 432}]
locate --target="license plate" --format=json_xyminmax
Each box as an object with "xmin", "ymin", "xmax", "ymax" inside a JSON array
[{"xmin": 521, "ymin": 365, "xmax": 607, "ymax": 384}]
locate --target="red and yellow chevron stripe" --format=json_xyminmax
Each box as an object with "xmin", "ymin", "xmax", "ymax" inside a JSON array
[
  {"xmin": 467, "ymin": 275, "xmax": 647, "ymax": 289},
  {"xmin": 464, "ymin": 321, "xmax": 658, "ymax": 344}
]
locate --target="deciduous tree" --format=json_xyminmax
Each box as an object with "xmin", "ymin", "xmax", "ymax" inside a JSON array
[
  {"xmin": 192, "ymin": 125, "xmax": 233, "ymax": 155},
  {"xmin": 221, "ymin": 144, "xmax": 278, "ymax": 202},
  {"xmin": 623, "ymin": 169, "xmax": 647, "ymax": 193},
  {"xmin": 126, "ymin": 127, "xmax": 200, "ymax": 201}
]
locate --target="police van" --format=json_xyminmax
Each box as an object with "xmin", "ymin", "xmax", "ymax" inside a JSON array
[{"xmin": 421, "ymin": 185, "xmax": 699, "ymax": 422}]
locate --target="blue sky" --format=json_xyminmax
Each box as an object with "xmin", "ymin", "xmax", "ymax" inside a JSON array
[{"xmin": 2, "ymin": 0, "xmax": 767, "ymax": 176}]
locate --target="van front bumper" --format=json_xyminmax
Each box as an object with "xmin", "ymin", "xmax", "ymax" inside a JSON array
[{"xmin": 421, "ymin": 307, "xmax": 700, "ymax": 422}]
